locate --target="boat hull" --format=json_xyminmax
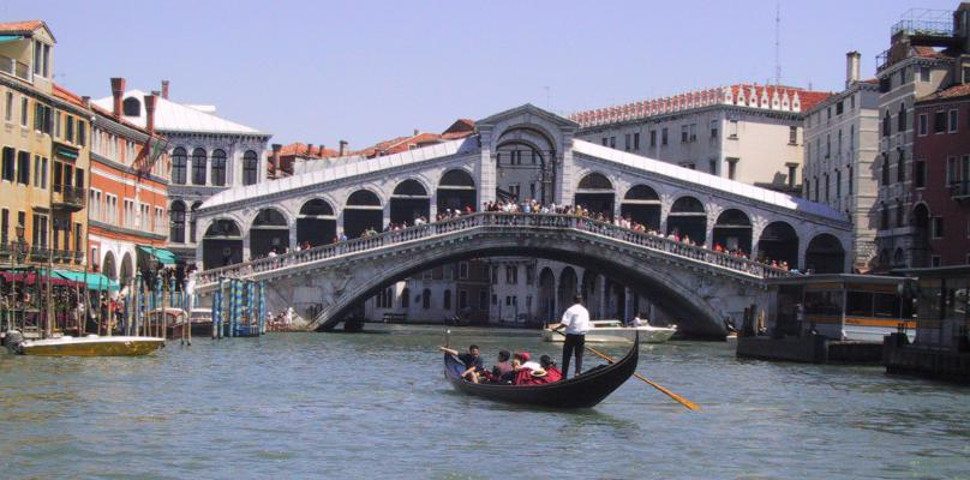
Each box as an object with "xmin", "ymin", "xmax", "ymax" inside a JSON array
[
  {"xmin": 17, "ymin": 336, "xmax": 165, "ymax": 356},
  {"xmin": 542, "ymin": 325, "xmax": 676, "ymax": 344},
  {"xmin": 444, "ymin": 332, "xmax": 638, "ymax": 408}
]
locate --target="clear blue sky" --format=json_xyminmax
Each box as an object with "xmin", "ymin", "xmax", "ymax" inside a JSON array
[{"xmin": 4, "ymin": 0, "xmax": 959, "ymax": 147}]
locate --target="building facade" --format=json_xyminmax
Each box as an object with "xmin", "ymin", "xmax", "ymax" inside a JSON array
[
  {"xmin": 93, "ymin": 83, "xmax": 271, "ymax": 268},
  {"xmin": 873, "ymin": 4, "xmax": 970, "ymax": 268},
  {"xmin": 0, "ymin": 21, "xmax": 90, "ymax": 272},
  {"xmin": 803, "ymin": 52, "xmax": 882, "ymax": 271},
  {"xmin": 88, "ymin": 78, "xmax": 171, "ymax": 288},
  {"xmin": 571, "ymin": 84, "xmax": 832, "ymax": 197},
  {"xmin": 912, "ymin": 85, "xmax": 970, "ymax": 266}
]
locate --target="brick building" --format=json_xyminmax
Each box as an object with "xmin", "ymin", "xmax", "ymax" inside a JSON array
[
  {"xmin": 911, "ymin": 84, "xmax": 970, "ymax": 266},
  {"xmin": 88, "ymin": 77, "xmax": 171, "ymax": 287}
]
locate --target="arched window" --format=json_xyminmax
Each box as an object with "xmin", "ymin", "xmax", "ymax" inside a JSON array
[
  {"xmin": 897, "ymin": 149, "xmax": 905, "ymax": 183},
  {"xmin": 191, "ymin": 148, "xmax": 207, "ymax": 185},
  {"xmin": 211, "ymin": 149, "xmax": 227, "ymax": 186},
  {"xmin": 243, "ymin": 150, "xmax": 258, "ymax": 186},
  {"xmin": 122, "ymin": 97, "xmax": 140, "ymax": 117},
  {"xmin": 422, "ymin": 289, "xmax": 431, "ymax": 309},
  {"xmin": 170, "ymin": 201, "xmax": 186, "ymax": 243},
  {"xmin": 897, "ymin": 103, "xmax": 907, "ymax": 131},
  {"xmin": 401, "ymin": 287, "xmax": 410, "ymax": 308},
  {"xmin": 881, "ymin": 154, "xmax": 890, "ymax": 185},
  {"xmin": 171, "ymin": 147, "xmax": 187, "ymax": 185}
]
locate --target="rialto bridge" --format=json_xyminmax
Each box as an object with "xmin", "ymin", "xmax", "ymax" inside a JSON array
[{"xmin": 192, "ymin": 105, "xmax": 851, "ymax": 335}]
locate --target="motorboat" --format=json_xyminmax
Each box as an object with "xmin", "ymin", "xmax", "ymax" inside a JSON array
[
  {"xmin": 444, "ymin": 332, "xmax": 638, "ymax": 408},
  {"xmin": 6, "ymin": 331, "xmax": 165, "ymax": 356},
  {"xmin": 541, "ymin": 319, "xmax": 676, "ymax": 343}
]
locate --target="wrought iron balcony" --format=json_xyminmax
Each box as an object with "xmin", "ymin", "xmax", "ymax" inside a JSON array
[
  {"xmin": 52, "ymin": 184, "xmax": 86, "ymax": 211},
  {"xmin": 29, "ymin": 246, "xmax": 50, "ymax": 261}
]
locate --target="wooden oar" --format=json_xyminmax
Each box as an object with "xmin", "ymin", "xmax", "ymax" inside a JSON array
[{"xmin": 551, "ymin": 328, "xmax": 700, "ymax": 411}]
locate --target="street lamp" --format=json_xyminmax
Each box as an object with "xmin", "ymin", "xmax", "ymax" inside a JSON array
[{"xmin": 13, "ymin": 223, "xmax": 27, "ymax": 265}]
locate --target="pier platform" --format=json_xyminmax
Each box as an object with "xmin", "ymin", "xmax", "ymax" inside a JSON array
[
  {"xmin": 737, "ymin": 334, "xmax": 883, "ymax": 364},
  {"xmin": 883, "ymin": 333, "xmax": 970, "ymax": 383}
]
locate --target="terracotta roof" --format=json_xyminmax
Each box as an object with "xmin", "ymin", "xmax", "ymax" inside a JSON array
[
  {"xmin": 921, "ymin": 83, "xmax": 970, "ymax": 101},
  {"xmin": 51, "ymin": 84, "xmax": 87, "ymax": 109},
  {"xmin": 279, "ymin": 142, "xmax": 338, "ymax": 158},
  {"xmin": 0, "ymin": 20, "xmax": 46, "ymax": 35}
]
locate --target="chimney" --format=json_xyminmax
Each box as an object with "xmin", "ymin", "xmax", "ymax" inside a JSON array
[
  {"xmin": 845, "ymin": 51, "xmax": 861, "ymax": 87},
  {"xmin": 144, "ymin": 94, "xmax": 157, "ymax": 134},
  {"xmin": 161, "ymin": 80, "xmax": 170, "ymax": 100},
  {"xmin": 271, "ymin": 143, "xmax": 282, "ymax": 176},
  {"xmin": 413, "ymin": 128, "xmax": 419, "ymax": 136},
  {"xmin": 306, "ymin": 143, "xmax": 314, "ymax": 156},
  {"xmin": 339, "ymin": 140, "xmax": 348, "ymax": 156},
  {"xmin": 110, "ymin": 77, "xmax": 126, "ymax": 118}
]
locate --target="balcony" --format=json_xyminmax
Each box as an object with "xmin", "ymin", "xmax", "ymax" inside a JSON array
[
  {"xmin": 0, "ymin": 54, "xmax": 31, "ymax": 82},
  {"xmin": 29, "ymin": 246, "xmax": 50, "ymax": 262},
  {"xmin": 52, "ymin": 185, "xmax": 86, "ymax": 211},
  {"xmin": 950, "ymin": 180, "xmax": 970, "ymax": 200}
]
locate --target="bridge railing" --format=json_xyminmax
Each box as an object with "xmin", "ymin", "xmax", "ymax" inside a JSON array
[{"xmin": 196, "ymin": 212, "xmax": 790, "ymax": 288}]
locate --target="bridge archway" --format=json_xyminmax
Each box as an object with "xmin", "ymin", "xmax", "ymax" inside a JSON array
[
  {"xmin": 667, "ymin": 196, "xmax": 707, "ymax": 244},
  {"xmin": 307, "ymin": 229, "xmax": 738, "ymax": 337},
  {"xmin": 495, "ymin": 124, "xmax": 557, "ymax": 204},
  {"xmin": 712, "ymin": 209, "xmax": 752, "ymax": 254},
  {"xmin": 390, "ymin": 179, "xmax": 430, "ymax": 225},
  {"xmin": 805, "ymin": 233, "xmax": 846, "ymax": 273},
  {"xmin": 575, "ymin": 173, "xmax": 614, "ymax": 218},
  {"xmin": 250, "ymin": 208, "xmax": 289, "ymax": 257},
  {"xmin": 556, "ymin": 266, "xmax": 578, "ymax": 318},
  {"xmin": 344, "ymin": 190, "xmax": 383, "ymax": 238},
  {"xmin": 297, "ymin": 199, "xmax": 337, "ymax": 248},
  {"xmin": 620, "ymin": 184, "xmax": 660, "ymax": 230},
  {"xmin": 436, "ymin": 169, "xmax": 476, "ymax": 214},
  {"xmin": 757, "ymin": 221, "xmax": 799, "ymax": 268},
  {"xmin": 202, "ymin": 219, "xmax": 243, "ymax": 269},
  {"xmin": 537, "ymin": 267, "xmax": 556, "ymax": 323}
]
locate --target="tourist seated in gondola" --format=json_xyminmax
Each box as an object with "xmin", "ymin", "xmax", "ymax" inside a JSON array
[
  {"xmin": 491, "ymin": 350, "xmax": 513, "ymax": 380},
  {"xmin": 439, "ymin": 344, "xmax": 484, "ymax": 381},
  {"xmin": 539, "ymin": 355, "xmax": 563, "ymax": 382},
  {"xmin": 511, "ymin": 352, "xmax": 543, "ymax": 384}
]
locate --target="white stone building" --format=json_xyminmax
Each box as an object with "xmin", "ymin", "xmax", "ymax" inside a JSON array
[
  {"xmin": 94, "ymin": 83, "xmax": 272, "ymax": 267},
  {"xmin": 571, "ymin": 84, "xmax": 833, "ymax": 195},
  {"xmin": 803, "ymin": 52, "xmax": 882, "ymax": 271}
]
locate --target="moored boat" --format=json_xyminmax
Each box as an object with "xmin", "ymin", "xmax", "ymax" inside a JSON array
[
  {"xmin": 444, "ymin": 332, "xmax": 639, "ymax": 408},
  {"xmin": 541, "ymin": 320, "xmax": 676, "ymax": 343},
  {"xmin": 8, "ymin": 332, "xmax": 165, "ymax": 356}
]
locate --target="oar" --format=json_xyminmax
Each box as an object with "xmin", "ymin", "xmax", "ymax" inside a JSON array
[{"xmin": 551, "ymin": 328, "xmax": 700, "ymax": 411}]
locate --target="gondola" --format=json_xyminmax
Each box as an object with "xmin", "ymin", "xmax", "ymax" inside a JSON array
[{"xmin": 443, "ymin": 332, "xmax": 639, "ymax": 409}]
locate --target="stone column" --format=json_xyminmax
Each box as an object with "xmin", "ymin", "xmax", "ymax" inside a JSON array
[{"xmin": 478, "ymin": 129, "xmax": 496, "ymax": 206}]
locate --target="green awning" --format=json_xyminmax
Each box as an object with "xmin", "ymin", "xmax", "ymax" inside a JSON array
[
  {"xmin": 0, "ymin": 35, "xmax": 23, "ymax": 44},
  {"xmin": 55, "ymin": 147, "xmax": 78, "ymax": 159},
  {"xmin": 139, "ymin": 246, "xmax": 178, "ymax": 265},
  {"xmin": 53, "ymin": 270, "xmax": 120, "ymax": 291}
]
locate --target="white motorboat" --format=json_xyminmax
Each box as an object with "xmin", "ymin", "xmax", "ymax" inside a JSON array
[
  {"xmin": 542, "ymin": 320, "xmax": 677, "ymax": 344},
  {"xmin": 6, "ymin": 331, "xmax": 165, "ymax": 356}
]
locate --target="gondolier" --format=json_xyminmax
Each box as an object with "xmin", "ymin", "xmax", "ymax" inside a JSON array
[{"xmin": 547, "ymin": 294, "xmax": 590, "ymax": 379}]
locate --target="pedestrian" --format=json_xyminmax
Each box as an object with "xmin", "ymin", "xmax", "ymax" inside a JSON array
[{"xmin": 546, "ymin": 294, "xmax": 590, "ymax": 379}]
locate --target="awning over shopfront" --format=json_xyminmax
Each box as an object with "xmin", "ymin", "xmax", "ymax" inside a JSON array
[
  {"xmin": 52, "ymin": 270, "xmax": 120, "ymax": 291},
  {"xmin": 139, "ymin": 246, "xmax": 178, "ymax": 266}
]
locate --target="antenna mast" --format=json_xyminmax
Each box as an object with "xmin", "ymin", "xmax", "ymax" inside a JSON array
[{"xmin": 774, "ymin": 2, "xmax": 781, "ymax": 86}]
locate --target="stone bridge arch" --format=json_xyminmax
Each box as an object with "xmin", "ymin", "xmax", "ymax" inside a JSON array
[{"xmin": 271, "ymin": 227, "xmax": 767, "ymax": 337}]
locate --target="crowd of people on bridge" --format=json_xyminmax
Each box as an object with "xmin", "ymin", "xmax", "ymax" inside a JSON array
[{"xmin": 237, "ymin": 196, "xmax": 799, "ymax": 274}]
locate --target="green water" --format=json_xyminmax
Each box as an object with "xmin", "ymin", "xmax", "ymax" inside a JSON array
[{"xmin": 1, "ymin": 325, "xmax": 968, "ymax": 479}]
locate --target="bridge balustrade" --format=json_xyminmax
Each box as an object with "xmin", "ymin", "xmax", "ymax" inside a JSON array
[{"xmin": 196, "ymin": 212, "xmax": 792, "ymax": 288}]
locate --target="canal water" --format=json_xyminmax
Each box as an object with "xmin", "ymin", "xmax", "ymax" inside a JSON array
[{"xmin": 1, "ymin": 325, "xmax": 968, "ymax": 479}]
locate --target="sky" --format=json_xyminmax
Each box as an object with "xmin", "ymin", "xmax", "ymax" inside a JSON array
[{"xmin": 3, "ymin": 0, "xmax": 960, "ymax": 147}]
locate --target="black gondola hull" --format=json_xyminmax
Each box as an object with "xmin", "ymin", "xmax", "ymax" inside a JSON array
[{"xmin": 443, "ymin": 332, "xmax": 639, "ymax": 409}]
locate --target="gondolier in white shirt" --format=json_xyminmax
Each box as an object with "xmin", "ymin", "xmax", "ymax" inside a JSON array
[{"xmin": 547, "ymin": 294, "xmax": 590, "ymax": 379}]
